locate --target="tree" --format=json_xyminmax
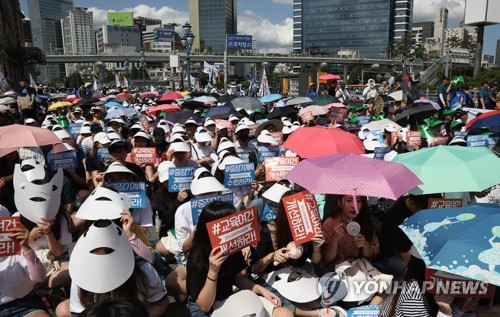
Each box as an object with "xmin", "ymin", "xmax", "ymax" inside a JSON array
[
  {"xmin": 67, "ymin": 72, "xmax": 83, "ymax": 89},
  {"xmin": 130, "ymin": 66, "xmax": 139, "ymax": 79},
  {"xmin": 348, "ymin": 67, "xmax": 362, "ymax": 84},
  {"xmin": 214, "ymin": 80, "xmax": 224, "ymax": 89},
  {"xmin": 239, "ymin": 80, "xmax": 250, "ymax": 89}
]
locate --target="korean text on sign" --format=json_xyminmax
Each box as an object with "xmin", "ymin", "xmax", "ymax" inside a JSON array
[
  {"xmin": 257, "ymin": 146, "xmax": 280, "ymax": 163},
  {"xmin": 373, "ymin": 147, "xmax": 391, "ymax": 160},
  {"xmin": 206, "ymin": 206, "xmax": 260, "ymax": 256},
  {"xmin": 105, "ymin": 182, "xmax": 147, "ymax": 208},
  {"xmin": 168, "ymin": 167, "xmax": 195, "ymax": 192},
  {"xmin": 131, "ymin": 147, "xmax": 156, "ymax": 165},
  {"xmin": 282, "ymin": 190, "xmax": 322, "ymax": 245},
  {"xmin": 48, "ymin": 150, "xmax": 77, "ymax": 170},
  {"xmin": 467, "ymin": 135, "xmax": 489, "ymax": 147},
  {"xmin": 0, "ymin": 217, "xmax": 21, "ymax": 256},
  {"xmin": 265, "ymin": 157, "xmax": 299, "ymax": 181},
  {"xmin": 406, "ymin": 131, "xmax": 422, "ymax": 148},
  {"xmin": 96, "ymin": 148, "xmax": 110, "ymax": 164},
  {"xmin": 190, "ymin": 192, "xmax": 234, "ymax": 225},
  {"xmin": 427, "ymin": 198, "xmax": 463, "ymax": 209},
  {"xmin": 224, "ymin": 163, "xmax": 254, "ymax": 188},
  {"xmin": 328, "ymin": 107, "xmax": 348, "ymax": 122}
]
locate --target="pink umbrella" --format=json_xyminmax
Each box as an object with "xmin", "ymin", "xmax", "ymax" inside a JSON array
[
  {"xmin": 160, "ymin": 91, "xmax": 183, "ymax": 102},
  {"xmin": 147, "ymin": 104, "xmax": 181, "ymax": 114},
  {"xmin": 324, "ymin": 103, "xmax": 346, "ymax": 108},
  {"xmin": 140, "ymin": 92, "xmax": 158, "ymax": 99},
  {"xmin": 319, "ymin": 74, "xmax": 341, "ymax": 81},
  {"xmin": 0, "ymin": 125, "xmax": 62, "ymax": 157},
  {"xmin": 299, "ymin": 105, "xmax": 330, "ymax": 116},
  {"xmin": 285, "ymin": 154, "xmax": 422, "ymax": 199}
]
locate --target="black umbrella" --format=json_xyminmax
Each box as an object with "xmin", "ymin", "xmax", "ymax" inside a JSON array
[
  {"xmin": 181, "ymin": 100, "xmax": 206, "ymax": 110},
  {"xmin": 267, "ymin": 107, "xmax": 297, "ymax": 120},
  {"xmin": 365, "ymin": 95, "xmax": 395, "ymax": 104},
  {"xmin": 205, "ymin": 106, "xmax": 242, "ymax": 120},
  {"xmin": 164, "ymin": 110, "xmax": 202, "ymax": 125},
  {"xmin": 208, "ymin": 92, "xmax": 220, "ymax": 98},
  {"xmin": 217, "ymin": 94, "xmax": 236, "ymax": 104},
  {"xmin": 229, "ymin": 97, "xmax": 262, "ymax": 111},
  {"xmin": 188, "ymin": 91, "xmax": 208, "ymax": 97},
  {"xmin": 394, "ymin": 102, "xmax": 438, "ymax": 125},
  {"xmin": 76, "ymin": 97, "xmax": 100, "ymax": 106}
]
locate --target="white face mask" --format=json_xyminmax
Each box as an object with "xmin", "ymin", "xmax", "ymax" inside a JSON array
[
  {"xmin": 20, "ymin": 158, "xmax": 45, "ymax": 182},
  {"xmin": 14, "ymin": 164, "xmax": 63, "ymax": 223},
  {"xmin": 76, "ymin": 186, "xmax": 131, "ymax": 221}
]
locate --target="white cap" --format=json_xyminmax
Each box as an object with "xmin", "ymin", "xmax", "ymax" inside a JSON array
[
  {"xmin": 172, "ymin": 123, "xmax": 186, "ymax": 135},
  {"xmin": 133, "ymin": 130, "xmax": 151, "ymax": 142},
  {"xmin": 358, "ymin": 126, "xmax": 370, "ymax": 140},
  {"xmin": 257, "ymin": 130, "xmax": 279, "ymax": 146},
  {"xmin": 217, "ymin": 152, "xmax": 244, "ymax": 170},
  {"xmin": 363, "ymin": 137, "xmax": 387, "ymax": 152},
  {"xmin": 282, "ymin": 126, "xmax": 293, "ymax": 135},
  {"xmin": 169, "ymin": 140, "xmax": 190, "ymax": 153},
  {"xmin": 107, "ymin": 131, "xmax": 122, "ymax": 141},
  {"xmin": 157, "ymin": 161, "xmax": 176, "ymax": 183},
  {"xmin": 235, "ymin": 123, "xmax": 250, "ymax": 134},
  {"xmin": 80, "ymin": 126, "xmax": 91, "ymax": 134},
  {"xmin": 184, "ymin": 117, "xmax": 198, "ymax": 126},
  {"xmin": 190, "ymin": 167, "xmax": 226, "ymax": 196},
  {"xmin": 217, "ymin": 137, "xmax": 236, "ymax": 153},
  {"xmin": 399, "ymin": 127, "xmax": 409, "ymax": 142},
  {"xmin": 105, "ymin": 161, "xmax": 136, "ymax": 176},
  {"xmin": 25, "ymin": 118, "xmax": 36, "ymax": 125},
  {"xmin": 194, "ymin": 129, "xmax": 213, "ymax": 143},
  {"xmin": 204, "ymin": 118, "xmax": 216, "ymax": 127},
  {"xmin": 228, "ymin": 114, "xmax": 240, "ymax": 122},
  {"xmin": 385, "ymin": 123, "xmax": 398, "ymax": 133},
  {"xmin": 53, "ymin": 128, "xmax": 71, "ymax": 140},
  {"xmin": 109, "ymin": 118, "xmax": 126, "ymax": 125},
  {"xmin": 240, "ymin": 117, "xmax": 255, "ymax": 126},
  {"xmin": 93, "ymin": 132, "xmax": 111, "ymax": 145}
]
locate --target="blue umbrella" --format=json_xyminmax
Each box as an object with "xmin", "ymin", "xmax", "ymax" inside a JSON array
[
  {"xmin": 400, "ymin": 204, "xmax": 500, "ymax": 286},
  {"xmin": 259, "ymin": 94, "xmax": 282, "ymax": 103},
  {"xmin": 205, "ymin": 105, "xmax": 240, "ymax": 120},
  {"xmin": 105, "ymin": 101, "xmax": 124, "ymax": 109}
]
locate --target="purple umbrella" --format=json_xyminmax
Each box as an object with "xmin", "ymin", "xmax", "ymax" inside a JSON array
[{"xmin": 285, "ymin": 154, "xmax": 422, "ymax": 199}]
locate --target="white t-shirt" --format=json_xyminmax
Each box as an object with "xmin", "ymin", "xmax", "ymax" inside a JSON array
[
  {"xmin": 131, "ymin": 197, "xmax": 153, "ymax": 228},
  {"xmin": 0, "ymin": 252, "xmax": 37, "ymax": 304},
  {"xmin": 191, "ymin": 143, "xmax": 215, "ymax": 161},
  {"xmin": 81, "ymin": 136, "xmax": 94, "ymax": 156},
  {"xmin": 174, "ymin": 201, "xmax": 194, "ymax": 256}
]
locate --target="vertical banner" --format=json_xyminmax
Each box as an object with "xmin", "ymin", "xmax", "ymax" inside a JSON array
[
  {"xmin": 282, "ymin": 190, "xmax": 322, "ymax": 245},
  {"xmin": 206, "ymin": 206, "xmax": 260, "ymax": 256},
  {"xmin": 0, "ymin": 217, "xmax": 21, "ymax": 256}
]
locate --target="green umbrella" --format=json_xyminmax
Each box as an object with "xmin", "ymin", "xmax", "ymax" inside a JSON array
[
  {"xmin": 393, "ymin": 146, "xmax": 500, "ymax": 195},
  {"xmin": 312, "ymin": 95, "xmax": 339, "ymax": 106}
]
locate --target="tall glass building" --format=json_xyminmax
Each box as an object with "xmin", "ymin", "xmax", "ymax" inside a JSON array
[
  {"xmin": 298, "ymin": 0, "xmax": 412, "ymax": 58},
  {"xmin": 189, "ymin": 0, "xmax": 237, "ymax": 54}
]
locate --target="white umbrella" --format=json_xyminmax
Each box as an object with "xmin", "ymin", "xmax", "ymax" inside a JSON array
[
  {"xmin": 285, "ymin": 97, "xmax": 313, "ymax": 106},
  {"xmin": 362, "ymin": 118, "xmax": 401, "ymax": 131},
  {"xmin": 0, "ymin": 97, "xmax": 16, "ymax": 105},
  {"xmin": 193, "ymin": 96, "xmax": 217, "ymax": 104},
  {"xmin": 389, "ymin": 90, "xmax": 403, "ymax": 102}
]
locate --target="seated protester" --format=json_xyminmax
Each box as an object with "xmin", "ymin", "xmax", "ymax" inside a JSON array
[
  {"xmin": 125, "ymin": 130, "xmax": 157, "ymax": 184},
  {"xmin": 184, "ymin": 117, "xmax": 198, "ymax": 144},
  {"xmin": 190, "ymin": 128, "xmax": 215, "ymax": 168},
  {"xmin": 211, "ymin": 137, "xmax": 238, "ymax": 175},
  {"xmin": 85, "ymin": 132, "xmax": 112, "ymax": 189},
  {"xmin": 187, "ymin": 201, "xmax": 292, "ymax": 317},
  {"xmin": 321, "ymin": 195, "xmax": 379, "ymax": 273},
  {"xmin": 107, "ymin": 140, "xmax": 147, "ymax": 183},
  {"xmin": 152, "ymin": 127, "xmax": 169, "ymax": 160},
  {"xmin": 203, "ymin": 117, "xmax": 216, "ymax": 138},
  {"xmin": 108, "ymin": 118, "xmax": 128, "ymax": 141},
  {"xmin": 129, "ymin": 123, "xmax": 145, "ymax": 138},
  {"xmin": 213, "ymin": 150, "xmax": 250, "ymax": 210},
  {"xmin": 211, "ymin": 126, "xmax": 233, "ymax": 152},
  {"xmin": 56, "ymin": 219, "xmax": 168, "ymax": 317},
  {"xmin": 79, "ymin": 298, "xmax": 149, "ymax": 317},
  {"xmin": 80, "ymin": 123, "xmax": 102, "ymax": 157},
  {"xmin": 0, "ymin": 214, "xmax": 49, "ymax": 317},
  {"xmin": 76, "ymin": 122, "xmax": 91, "ymax": 144},
  {"xmin": 233, "ymin": 123, "xmax": 258, "ymax": 166},
  {"xmin": 163, "ymin": 137, "xmax": 199, "ymax": 169}
]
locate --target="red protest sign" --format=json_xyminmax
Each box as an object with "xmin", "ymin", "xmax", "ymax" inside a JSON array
[
  {"xmin": 406, "ymin": 131, "xmax": 422, "ymax": 148},
  {"xmin": 427, "ymin": 198, "xmax": 463, "ymax": 209},
  {"xmin": 265, "ymin": 157, "xmax": 299, "ymax": 181},
  {"xmin": 270, "ymin": 132, "xmax": 283, "ymax": 145},
  {"xmin": 206, "ymin": 207, "xmax": 260, "ymax": 256},
  {"xmin": 433, "ymin": 136, "xmax": 449, "ymax": 145},
  {"xmin": 214, "ymin": 119, "xmax": 233, "ymax": 132},
  {"xmin": 0, "ymin": 217, "xmax": 21, "ymax": 257},
  {"xmin": 139, "ymin": 116, "xmax": 150, "ymax": 133},
  {"xmin": 327, "ymin": 107, "xmax": 348, "ymax": 122},
  {"xmin": 300, "ymin": 111, "xmax": 314, "ymax": 123},
  {"xmin": 282, "ymin": 190, "xmax": 322, "ymax": 245},
  {"xmin": 131, "ymin": 147, "xmax": 156, "ymax": 165},
  {"xmin": 425, "ymin": 268, "xmax": 494, "ymax": 298}
]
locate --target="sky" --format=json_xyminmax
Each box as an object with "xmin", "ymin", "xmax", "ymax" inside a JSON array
[{"xmin": 20, "ymin": 0, "xmax": 500, "ymax": 56}]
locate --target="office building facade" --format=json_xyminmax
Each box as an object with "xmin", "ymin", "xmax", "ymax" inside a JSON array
[
  {"xmin": 496, "ymin": 39, "xmax": 500, "ymax": 66},
  {"xmin": 434, "ymin": 6, "xmax": 448, "ymax": 56},
  {"xmin": 293, "ymin": 0, "xmax": 302, "ymax": 54},
  {"xmin": 189, "ymin": 0, "xmax": 237, "ymax": 54},
  {"xmin": 412, "ymin": 22, "xmax": 434, "ymax": 44},
  {"xmin": 392, "ymin": 0, "xmax": 413, "ymax": 42}
]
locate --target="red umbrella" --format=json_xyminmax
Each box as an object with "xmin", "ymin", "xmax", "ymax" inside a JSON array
[
  {"xmin": 0, "ymin": 125, "xmax": 62, "ymax": 157},
  {"xmin": 160, "ymin": 92, "xmax": 184, "ymax": 102},
  {"xmin": 283, "ymin": 126, "xmax": 364, "ymax": 158},
  {"xmin": 319, "ymin": 74, "xmax": 341, "ymax": 81},
  {"xmin": 140, "ymin": 92, "xmax": 158, "ymax": 99},
  {"xmin": 147, "ymin": 104, "xmax": 181, "ymax": 114},
  {"xmin": 117, "ymin": 93, "xmax": 133, "ymax": 99},
  {"xmin": 466, "ymin": 110, "xmax": 500, "ymax": 129}
]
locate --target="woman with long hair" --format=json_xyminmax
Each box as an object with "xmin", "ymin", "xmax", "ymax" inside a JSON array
[{"xmin": 187, "ymin": 201, "xmax": 292, "ymax": 317}]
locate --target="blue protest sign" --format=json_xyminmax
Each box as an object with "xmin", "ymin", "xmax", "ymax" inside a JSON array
[
  {"xmin": 454, "ymin": 131, "xmax": 467, "ymax": 138},
  {"xmin": 224, "ymin": 163, "xmax": 254, "ymax": 188},
  {"xmin": 96, "ymin": 148, "xmax": 110, "ymax": 163},
  {"xmin": 373, "ymin": 147, "xmax": 391, "ymax": 160},
  {"xmin": 467, "ymin": 134, "xmax": 489, "ymax": 147},
  {"xmin": 226, "ymin": 34, "xmax": 253, "ymax": 50},
  {"xmin": 168, "ymin": 167, "xmax": 196, "ymax": 192},
  {"xmin": 347, "ymin": 305, "xmax": 380, "ymax": 317},
  {"xmin": 488, "ymin": 136, "xmax": 498, "ymax": 150},
  {"xmin": 358, "ymin": 116, "xmax": 371, "ymax": 126},
  {"xmin": 105, "ymin": 182, "xmax": 147, "ymax": 208},
  {"xmin": 261, "ymin": 203, "xmax": 277, "ymax": 222},
  {"xmin": 364, "ymin": 130, "xmax": 384, "ymax": 143},
  {"xmin": 258, "ymin": 146, "xmax": 280, "ymax": 163},
  {"xmin": 69, "ymin": 123, "xmax": 83, "ymax": 137},
  {"xmin": 48, "ymin": 150, "xmax": 77, "ymax": 171},
  {"xmin": 190, "ymin": 192, "xmax": 233, "ymax": 225}
]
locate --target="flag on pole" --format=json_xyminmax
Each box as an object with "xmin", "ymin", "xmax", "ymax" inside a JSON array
[
  {"xmin": 115, "ymin": 73, "xmax": 121, "ymax": 87},
  {"xmin": 93, "ymin": 79, "xmax": 98, "ymax": 91},
  {"xmin": 150, "ymin": 85, "xmax": 155, "ymax": 92},
  {"xmin": 123, "ymin": 76, "xmax": 129, "ymax": 89},
  {"xmin": 203, "ymin": 62, "xmax": 212, "ymax": 75},
  {"xmin": 29, "ymin": 73, "xmax": 37, "ymax": 89},
  {"xmin": 258, "ymin": 68, "xmax": 270, "ymax": 97},
  {"xmin": 402, "ymin": 64, "xmax": 420, "ymax": 103}
]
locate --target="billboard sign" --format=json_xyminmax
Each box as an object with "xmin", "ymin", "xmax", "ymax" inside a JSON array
[
  {"xmin": 151, "ymin": 42, "xmax": 172, "ymax": 52},
  {"xmin": 226, "ymin": 34, "xmax": 253, "ymax": 50},
  {"xmin": 107, "ymin": 12, "xmax": 134, "ymax": 27},
  {"xmin": 154, "ymin": 29, "xmax": 175, "ymax": 42}
]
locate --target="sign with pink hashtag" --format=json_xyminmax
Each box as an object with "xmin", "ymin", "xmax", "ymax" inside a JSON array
[
  {"xmin": 427, "ymin": 198, "xmax": 463, "ymax": 209},
  {"xmin": 206, "ymin": 206, "xmax": 260, "ymax": 256}
]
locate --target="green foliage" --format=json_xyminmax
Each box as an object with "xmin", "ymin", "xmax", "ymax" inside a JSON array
[
  {"xmin": 67, "ymin": 72, "xmax": 83, "ymax": 89},
  {"xmin": 130, "ymin": 66, "xmax": 139, "ymax": 79},
  {"xmin": 348, "ymin": 67, "xmax": 362, "ymax": 84},
  {"xmin": 239, "ymin": 80, "xmax": 251, "ymax": 89},
  {"xmin": 214, "ymin": 80, "xmax": 224, "ymax": 89}
]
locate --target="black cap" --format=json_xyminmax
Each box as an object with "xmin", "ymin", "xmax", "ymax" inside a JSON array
[
  {"xmin": 107, "ymin": 139, "xmax": 126, "ymax": 153},
  {"xmin": 90, "ymin": 122, "xmax": 102, "ymax": 133},
  {"xmin": 153, "ymin": 127, "xmax": 166, "ymax": 141}
]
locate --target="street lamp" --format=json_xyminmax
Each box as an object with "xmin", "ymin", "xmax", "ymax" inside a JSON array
[
  {"xmin": 181, "ymin": 21, "xmax": 195, "ymax": 91},
  {"xmin": 139, "ymin": 50, "xmax": 146, "ymax": 90}
]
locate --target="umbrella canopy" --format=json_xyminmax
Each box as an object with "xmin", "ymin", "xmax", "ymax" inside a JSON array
[
  {"xmin": 260, "ymin": 94, "xmax": 282, "ymax": 103},
  {"xmin": 64, "ymin": 94, "xmax": 79, "ymax": 101},
  {"xmin": 140, "ymin": 92, "xmax": 158, "ymax": 99},
  {"xmin": 216, "ymin": 94, "xmax": 236, "ymax": 104},
  {"xmin": 76, "ymin": 97, "xmax": 100, "ymax": 106},
  {"xmin": 283, "ymin": 126, "xmax": 365, "ymax": 158},
  {"xmin": 389, "ymin": 90, "xmax": 403, "ymax": 102},
  {"xmin": 285, "ymin": 97, "xmax": 313, "ymax": 106},
  {"xmin": 104, "ymin": 101, "xmax": 124, "ymax": 109},
  {"xmin": 312, "ymin": 95, "xmax": 339, "ymax": 106},
  {"xmin": 319, "ymin": 74, "xmax": 341, "ymax": 81},
  {"xmin": 298, "ymin": 105, "xmax": 330, "ymax": 117},
  {"xmin": 393, "ymin": 145, "xmax": 500, "ymax": 195},
  {"xmin": 229, "ymin": 97, "xmax": 262, "ymax": 111},
  {"xmin": 365, "ymin": 95, "xmax": 395, "ymax": 104},
  {"xmin": 400, "ymin": 204, "xmax": 500, "ymax": 286},
  {"xmin": 49, "ymin": 92, "xmax": 68, "ymax": 99},
  {"xmin": 205, "ymin": 106, "xmax": 241, "ymax": 120},
  {"xmin": 193, "ymin": 96, "xmax": 217, "ymax": 104},
  {"xmin": 466, "ymin": 110, "xmax": 500, "ymax": 129},
  {"xmin": 105, "ymin": 107, "xmax": 139, "ymax": 119},
  {"xmin": 0, "ymin": 97, "xmax": 17, "ymax": 105},
  {"xmin": 0, "ymin": 124, "xmax": 62, "ymax": 157},
  {"xmin": 267, "ymin": 107, "xmax": 297, "ymax": 120},
  {"xmin": 164, "ymin": 110, "xmax": 202, "ymax": 125},
  {"xmin": 361, "ymin": 118, "xmax": 401, "ymax": 131},
  {"xmin": 160, "ymin": 91, "xmax": 183, "ymax": 102},
  {"xmin": 181, "ymin": 100, "xmax": 206, "ymax": 110},
  {"xmin": 286, "ymin": 153, "xmax": 421, "ymax": 199},
  {"xmin": 395, "ymin": 101, "xmax": 439, "ymax": 125},
  {"xmin": 117, "ymin": 93, "xmax": 133, "ymax": 99},
  {"xmin": 179, "ymin": 91, "xmax": 191, "ymax": 97},
  {"xmin": 48, "ymin": 101, "xmax": 73, "ymax": 111},
  {"xmin": 147, "ymin": 104, "xmax": 181, "ymax": 115}
]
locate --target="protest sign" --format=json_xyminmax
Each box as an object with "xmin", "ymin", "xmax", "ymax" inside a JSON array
[
  {"xmin": 214, "ymin": 119, "xmax": 233, "ymax": 133},
  {"xmin": 425, "ymin": 269, "xmax": 494, "ymax": 298},
  {"xmin": 69, "ymin": 123, "xmax": 83, "ymax": 137},
  {"xmin": 467, "ymin": 135, "xmax": 489, "ymax": 147},
  {"xmin": 131, "ymin": 147, "xmax": 156, "ymax": 165},
  {"xmin": 261, "ymin": 203, "xmax": 277, "ymax": 222},
  {"xmin": 358, "ymin": 116, "xmax": 371, "ymax": 126},
  {"xmin": 363, "ymin": 130, "xmax": 384, "ymax": 143},
  {"xmin": 488, "ymin": 136, "xmax": 499, "ymax": 150},
  {"xmin": 206, "ymin": 206, "xmax": 260, "ymax": 256},
  {"xmin": 105, "ymin": 182, "xmax": 147, "ymax": 208},
  {"xmin": 327, "ymin": 107, "xmax": 348, "ymax": 122},
  {"xmin": 0, "ymin": 217, "xmax": 21, "ymax": 256},
  {"xmin": 427, "ymin": 198, "xmax": 463, "ymax": 209},
  {"xmin": 96, "ymin": 148, "xmax": 110, "ymax": 164},
  {"xmin": 139, "ymin": 116, "xmax": 151, "ymax": 134},
  {"xmin": 265, "ymin": 157, "xmax": 299, "ymax": 181},
  {"xmin": 257, "ymin": 146, "xmax": 280, "ymax": 163},
  {"xmin": 433, "ymin": 136, "xmax": 449, "ymax": 145},
  {"xmin": 373, "ymin": 147, "xmax": 391, "ymax": 160},
  {"xmin": 270, "ymin": 132, "xmax": 284, "ymax": 145},
  {"xmin": 48, "ymin": 150, "xmax": 77, "ymax": 170},
  {"xmin": 282, "ymin": 190, "xmax": 322, "ymax": 245},
  {"xmin": 168, "ymin": 167, "xmax": 195, "ymax": 192},
  {"xmin": 190, "ymin": 192, "xmax": 234, "ymax": 225},
  {"xmin": 406, "ymin": 131, "xmax": 422, "ymax": 148},
  {"xmin": 224, "ymin": 163, "xmax": 254, "ymax": 188},
  {"xmin": 300, "ymin": 111, "xmax": 314, "ymax": 123},
  {"xmin": 347, "ymin": 305, "xmax": 380, "ymax": 317}
]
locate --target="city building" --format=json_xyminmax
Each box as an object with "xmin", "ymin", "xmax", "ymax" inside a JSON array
[
  {"xmin": 292, "ymin": 0, "xmax": 302, "ymax": 54},
  {"xmin": 189, "ymin": 0, "xmax": 237, "ymax": 54},
  {"xmin": 412, "ymin": 22, "xmax": 434, "ymax": 43},
  {"xmin": 482, "ymin": 54, "xmax": 494, "ymax": 68},
  {"xmin": 94, "ymin": 25, "xmax": 142, "ymax": 53},
  {"xmin": 434, "ymin": 6, "xmax": 448, "ymax": 56},
  {"xmin": 392, "ymin": 0, "xmax": 413, "ymax": 42},
  {"xmin": 298, "ymin": 0, "xmax": 398, "ymax": 58},
  {"xmin": 445, "ymin": 27, "xmax": 469, "ymax": 44},
  {"xmin": 61, "ymin": 7, "xmax": 95, "ymax": 76},
  {"xmin": 22, "ymin": 19, "xmax": 33, "ymax": 47},
  {"xmin": 134, "ymin": 16, "xmax": 162, "ymax": 32},
  {"xmin": 496, "ymin": 39, "xmax": 500, "ymax": 66},
  {"xmin": 27, "ymin": 0, "xmax": 73, "ymax": 83}
]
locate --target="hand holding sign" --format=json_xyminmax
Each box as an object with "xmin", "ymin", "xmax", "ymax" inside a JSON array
[{"xmin": 208, "ymin": 246, "xmax": 229, "ymax": 277}]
